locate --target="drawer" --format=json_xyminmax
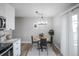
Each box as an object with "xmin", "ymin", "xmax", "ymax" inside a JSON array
[
  {"xmin": 13, "ymin": 41, "xmax": 21, "ymax": 46},
  {"xmin": 13, "ymin": 43, "xmax": 20, "ymax": 47},
  {"xmin": 14, "ymin": 40, "xmax": 21, "ymax": 44},
  {"xmin": 13, "ymin": 44, "xmax": 20, "ymax": 49}
]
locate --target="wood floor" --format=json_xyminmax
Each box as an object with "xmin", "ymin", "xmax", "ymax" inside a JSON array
[
  {"xmin": 52, "ymin": 45, "xmax": 62, "ymax": 56},
  {"xmin": 21, "ymin": 43, "xmax": 32, "ymax": 56},
  {"xmin": 21, "ymin": 43, "xmax": 61, "ymax": 56}
]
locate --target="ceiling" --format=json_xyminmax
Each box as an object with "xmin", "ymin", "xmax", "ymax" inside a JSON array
[{"xmin": 10, "ymin": 3, "xmax": 77, "ymax": 18}]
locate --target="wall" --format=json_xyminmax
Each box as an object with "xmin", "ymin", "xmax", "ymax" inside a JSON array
[
  {"xmin": 52, "ymin": 16, "xmax": 62, "ymax": 49},
  {"xmin": 52, "ymin": 14, "xmax": 69, "ymax": 56},
  {"xmin": 13, "ymin": 17, "xmax": 53, "ymax": 43},
  {"xmin": 60, "ymin": 14, "xmax": 69, "ymax": 56}
]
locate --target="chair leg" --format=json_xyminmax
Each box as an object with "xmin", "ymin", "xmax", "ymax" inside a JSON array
[
  {"xmin": 39, "ymin": 49, "xmax": 40, "ymax": 56},
  {"xmin": 47, "ymin": 47, "xmax": 48, "ymax": 56}
]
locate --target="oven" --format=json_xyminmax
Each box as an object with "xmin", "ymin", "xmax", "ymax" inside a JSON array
[
  {"xmin": 0, "ymin": 43, "xmax": 13, "ymax": 56},
  {"xmin": 0, "ymin": 16, "xmax": 6, "ymax": 30}
]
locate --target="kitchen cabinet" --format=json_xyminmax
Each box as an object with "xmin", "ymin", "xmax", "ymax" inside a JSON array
[
  {"xmin": 0, "ymin": 3, "xmax": 15, "ymax": 30},
  {"xmin": 0, "ymin": 4, "xmax": 6, "ymax": 16},
  {"xmin": 5, "ymin": 4, "xmax": 15, "ymax": 30},
  {"xmin": 13, "ymin": 39, "xmax": 21, "ymax": 56}
]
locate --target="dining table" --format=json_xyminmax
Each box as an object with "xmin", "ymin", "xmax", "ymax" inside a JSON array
[{"xmin": 32, "ymin": 35, "xmax": 49, "ymax": 49}]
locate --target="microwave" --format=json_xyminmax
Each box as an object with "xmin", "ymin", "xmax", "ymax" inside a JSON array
[{"xmin": 0, "ymin": 16, "xmax": 6, "ymax": 30}]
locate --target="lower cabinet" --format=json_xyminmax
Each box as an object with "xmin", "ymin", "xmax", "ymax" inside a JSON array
[{"xmin": 13, "ymin": 39, "xmax": 21, "ymax": 56}]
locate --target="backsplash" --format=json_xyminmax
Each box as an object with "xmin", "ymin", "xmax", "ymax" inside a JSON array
[{"xmin": 0, "ymin": 30, "xmax": 12, "ymax": 41}]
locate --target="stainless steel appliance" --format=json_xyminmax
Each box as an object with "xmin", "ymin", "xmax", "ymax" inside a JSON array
[
  {"xmin": 0, "ymin": 16, "xmax": 6, "ymax": 30},
  {"xmin": 0, "ymin": 43, "xmax": 13, "ymax": 56}
]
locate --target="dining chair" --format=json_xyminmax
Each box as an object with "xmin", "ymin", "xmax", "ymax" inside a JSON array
[{"xmin": 38, "ymin": 38, "xmax": 48, "ymax": 56}]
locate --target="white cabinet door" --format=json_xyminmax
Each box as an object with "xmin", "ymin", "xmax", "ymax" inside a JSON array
[
  {"xmin": 5, "ymin": 4, "xmax": 15, "ymax": 30},
  {"xmin": 13, "ymin": 39, "xmax": 21, "ymax": 56},
  {"xmin": 0, "ymin": 4, "xmax": 15, "ymax": 30},
  {"xmin": 0, "ymin": 3, "xmax": 15, "ymax": 30},
  {"xmin": 0, "ymin": 4, "xmax": 6, "ymax": 16}
]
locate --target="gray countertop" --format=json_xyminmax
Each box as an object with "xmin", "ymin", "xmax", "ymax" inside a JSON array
[{"xmin": 0, "ymin": 38, "xmax": 19, "ymax": 43}]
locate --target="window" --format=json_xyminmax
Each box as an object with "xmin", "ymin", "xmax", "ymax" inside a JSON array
[
  {"xmin": 72, "ymin": 14, "xmax": 78, "ymax": 46},
  {"xmin": 72, "ymin": 15, "xmax": 78, "ymax": 32}
]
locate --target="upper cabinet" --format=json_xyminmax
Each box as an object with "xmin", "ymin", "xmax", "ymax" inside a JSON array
[
  {"xmin": 0, "ymin": 4, "xmax": 6, "ymax": 16},
  {"xmin": 5, "ymin": 4, "xmax": 15, "ymax": 30},
  {"xmin": 0, "ymin": 3, "xmax": 15, "ymax": 30}
]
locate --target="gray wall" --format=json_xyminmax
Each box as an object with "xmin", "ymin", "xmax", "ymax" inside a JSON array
[
  {"xmin": 52, "ymin": 16, "xmax": 62, "ymax": 49},
  {"xmin": 13, "ymin": 17, "xmax": 53, "ymax": 43}
]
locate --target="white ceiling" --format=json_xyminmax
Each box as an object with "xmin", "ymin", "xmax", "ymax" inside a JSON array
[{"xmin": 10, "ymin": 3, "xmax": 77, "ymax": 18}]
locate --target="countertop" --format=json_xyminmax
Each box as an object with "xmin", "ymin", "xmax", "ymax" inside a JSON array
[{"xmin": 0, "ymin": 38, "xmax": 20, "ymax": 43}]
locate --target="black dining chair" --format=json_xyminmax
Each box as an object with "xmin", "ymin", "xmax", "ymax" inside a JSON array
[
  {"xmin": 39, "ymin": 38, "xmax": 48, "ymax": 56},
  {"xmin": 31, "ymin": 36, "xmax": 40, "ymax": 49}
]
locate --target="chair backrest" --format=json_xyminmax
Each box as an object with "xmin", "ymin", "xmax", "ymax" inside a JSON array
[
  {"xmin": 40, "ymin": 38, "xmax": 47, "ymax": 46},
  {"xmin": 31, "ymin": 36, "xmax": 33, "ymax": 44}
]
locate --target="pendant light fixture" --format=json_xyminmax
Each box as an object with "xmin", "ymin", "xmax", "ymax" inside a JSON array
[{"xmin": 35, "ymin": 11, "xmax": 48, "ymax": 25}]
